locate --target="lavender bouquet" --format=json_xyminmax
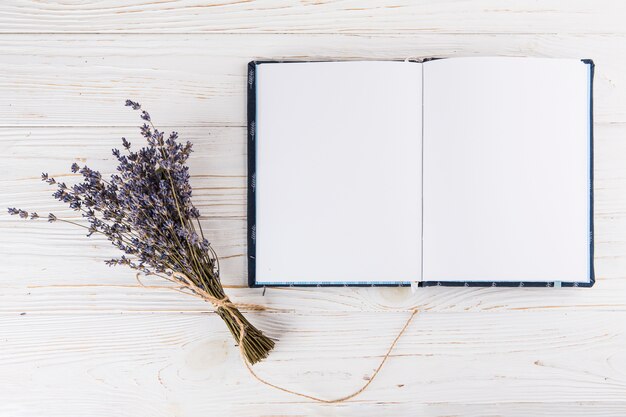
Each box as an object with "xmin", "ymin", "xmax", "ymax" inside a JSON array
[{"xmin": 9, "ymin": 101, "xmax": 274, "ymax": 365}]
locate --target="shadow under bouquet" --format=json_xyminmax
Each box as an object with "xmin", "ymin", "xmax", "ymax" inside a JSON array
[{"xmin": 8, "ymin": 100, "xmax": 274, "ymax": 365}]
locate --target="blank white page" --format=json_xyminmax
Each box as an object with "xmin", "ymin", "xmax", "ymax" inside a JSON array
[
  {"xmin": 423, "ymin": 57, "xmax": 591, "ymax": 283},
  {"xmin": 255, "ymin": 61, "xmax": 422, "ymax": 284}
]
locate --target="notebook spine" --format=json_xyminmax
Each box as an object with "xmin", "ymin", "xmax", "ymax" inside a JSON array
[{"xmin": 247, "ymin": 61, "xmax": 257, "ymax": 288}]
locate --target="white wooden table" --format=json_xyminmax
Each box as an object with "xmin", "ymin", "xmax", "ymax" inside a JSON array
[{"xmin": 1, "ymin": 2, "xmax": 626, "ymax": 416}]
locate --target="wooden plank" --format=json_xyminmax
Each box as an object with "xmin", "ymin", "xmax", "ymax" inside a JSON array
[
  {"xmin": 3, "ymin": 278, "xmax": 626, "ymax": 314},
  {"xmin": 1, "ymin": 311, "xmax": 625, "ymax": 416},
  {"xmin": 0, "ymin": 1, "xmax": 625, "ymax": 35},
  {"xmin": 0, "ymin": 34, "xmax": 624, "ymax": 126}
]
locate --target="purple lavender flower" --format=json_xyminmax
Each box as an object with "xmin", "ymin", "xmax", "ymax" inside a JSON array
[
  {"xmin": 121, "ymin": 137, "xmax": 131, "ymax": 150},
  {"xmin": 7, "ymin": 100, "xmax": 275, "ymax": 364},
  {"xmin": 124, "ymin": 100, "xmax": 141, "ymax": 110},
  {"xmin": 41, "ymin": 172, "xmax": 55, "ymax": 185}
]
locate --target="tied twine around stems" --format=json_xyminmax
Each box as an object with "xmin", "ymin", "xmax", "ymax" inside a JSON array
[{"xmin": 137, "ymin": 272, "xmax": 419, "ymax": 404}]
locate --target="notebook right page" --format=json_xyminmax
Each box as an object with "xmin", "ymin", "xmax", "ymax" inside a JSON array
[{"xmin": 422, "ymin": 57, "xmax": 591, "ymax": 283}]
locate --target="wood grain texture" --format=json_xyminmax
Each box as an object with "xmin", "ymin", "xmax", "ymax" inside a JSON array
[
  {"xmin": 1, "ymin": 2, "xmax": 625, "ymax": 416},
  {"xmin": 2, "ymin": 311, "xmax": 626, "ymax": 417},
  {"xmin": 0, "ymin": 34, "xmax": 625, "ymax": 126},
  {"xmin": 0, "ymin": 0, "xmax": 625, "ymax": 34}
]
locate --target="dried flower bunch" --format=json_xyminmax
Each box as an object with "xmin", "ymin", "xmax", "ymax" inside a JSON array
[{"xmin": 8, "ymin": 100, "xmax": 274, "ymax": 365}]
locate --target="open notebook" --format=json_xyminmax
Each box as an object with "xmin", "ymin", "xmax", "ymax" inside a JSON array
[{"xmin": 247, "ymin": 57, "xmax": 594, "ymax": 288}]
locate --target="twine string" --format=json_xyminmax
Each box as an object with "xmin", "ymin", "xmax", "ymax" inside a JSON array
[{"xmin": 137, "ymin": 272, "xmax": 418, "ymax": 404}]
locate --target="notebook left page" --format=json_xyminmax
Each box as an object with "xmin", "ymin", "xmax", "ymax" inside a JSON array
[{"xmin": 253, "ymin": 61, "xmax": 423, "ymax": 285}]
